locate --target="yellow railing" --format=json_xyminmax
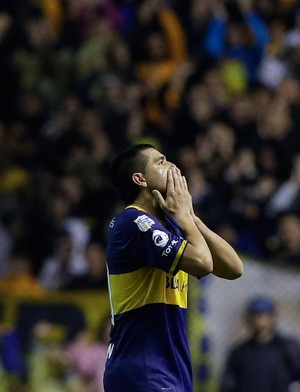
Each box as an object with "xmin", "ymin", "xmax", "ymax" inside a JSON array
[{"xmin": 0, "ymin": 289, "xmax": 110, "ymax": 335}]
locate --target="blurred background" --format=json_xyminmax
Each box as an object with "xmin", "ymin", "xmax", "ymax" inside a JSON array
[{"xmin": 1, "ymin": 0, "xmax": 300, "ymax": 391}]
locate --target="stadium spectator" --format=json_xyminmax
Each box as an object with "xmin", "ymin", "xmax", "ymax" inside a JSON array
[
  {"xmin": 38, "ymin": 316, "xmax": 110, "ymax": 392},
  {"xmin": 220, "ymin": 296, "xmax": 300, "ymax": 392},
  {"xmin": 0, "ymin": 253, "xmax": 45, "ymax": 297},
  {"xmin": 265, "ymin": 212, "xmax": 300, "ymax": 264},
  {"xmin": 203, "ymin": 0, "xmax": 269, "ymax": 83},
  {"xmin": 0, "ymin": 322, "xmax": 26, "ymax": 392},
  {"xmin": 64, "ymin": 242, "xmax": 107, "ymax": 290},
  {"xmin": 266, "ymin": 153, "xmax": 300, "ymax": 217},
  {"xmin": 132, "ymin": 0, "xmax": 188, "ymax": 124},
  {"xmin": 28, "ymin": 320, "xmax": 68, "ymax": 392},
  {"xmin": 38, "ymin": 230, "xmax": 87, "ymax": 291}
]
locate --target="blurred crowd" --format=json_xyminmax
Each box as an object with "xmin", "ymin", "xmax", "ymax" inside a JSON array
[
  {"xmin": 1, "ymin": 0, "xmax": 300, "ymax": 296},
  {"xmin": 1, "ymin": 1, "xmax": 300, "ymax": 390},
  {"xmin": 0, "ymin": 314, "xmax": 110, "ymax": 392}
]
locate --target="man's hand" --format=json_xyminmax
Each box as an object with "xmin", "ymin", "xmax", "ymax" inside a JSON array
[{"xmin": 152, "ymin": 167, "xmax": 193, "ymax": 224}]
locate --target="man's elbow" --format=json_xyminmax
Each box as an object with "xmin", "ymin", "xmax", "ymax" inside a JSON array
[
  {"xmin": 227, "ymin": 269, "xmax": 243, "ymax": 280},
  {"xmin": 224, "ymin": 262, "xmax": 244, "ymax": 280},
  {"xmin": 196, "ymin": 254, "xmax": 214, "ymax": 276},
  {"xmin": 234, "ymin": 259, "xmax": 244, "ymax": 279},
  {"xmin": 179, "ymin": 246, "xmax": 213, "ymax": 277}
]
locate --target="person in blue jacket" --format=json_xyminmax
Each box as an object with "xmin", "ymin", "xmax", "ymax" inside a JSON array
[
  {"xmin": 0, "ymin": 324, "xmax": 25, "ymax": 390},
  {"xmin": 220, "ymin": 296, "xmax": 300, "ymax": 392},
  {"xmin": 204, "ymin": 0, "xmax": 269, "ymax": 83}
]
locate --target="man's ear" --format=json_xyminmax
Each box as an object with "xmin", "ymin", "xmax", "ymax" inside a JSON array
[{"xmin": 132, "ymin": 172, "xmax": 147, "ymax": 188}]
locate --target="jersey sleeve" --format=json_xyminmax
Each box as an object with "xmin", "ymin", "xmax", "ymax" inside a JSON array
[{"xmin": 124, "ymin": 209, "xmax": 187, "ymax": 275}]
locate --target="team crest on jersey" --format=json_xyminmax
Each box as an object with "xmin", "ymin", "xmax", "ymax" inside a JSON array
[
  {"xmin": 134, "ymin": 215, "xmax": 155, "ymax": 232},
  {"xmin": 152, "ymin": 230, "xmax": 169, "ymax": 247}
]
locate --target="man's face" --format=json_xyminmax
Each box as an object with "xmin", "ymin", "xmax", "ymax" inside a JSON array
[
  {"xmin": 248, "ymin": 312, "xmax": 275, "ymax": 335},
  {"xmin": 142, "ymin": 148, "xmax": 175, "ymax": 194}
]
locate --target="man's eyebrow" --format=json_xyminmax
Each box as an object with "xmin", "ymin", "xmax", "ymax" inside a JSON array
[{"xmin": 156, "ymin": 154, "xmax": 166, "ymax": 161}]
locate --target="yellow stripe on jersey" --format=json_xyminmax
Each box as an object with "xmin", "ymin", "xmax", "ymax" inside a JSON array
[
  {"xmin": 109, "ymin": 267, "xmax": 188, "ymax": 315},
  {"xmin": 169, "ymin": 240, "xmax": 187, "ymax": 274},
  {"xmin": 125, "ymin": 204, "xmax": 145, "ymax": 211}
]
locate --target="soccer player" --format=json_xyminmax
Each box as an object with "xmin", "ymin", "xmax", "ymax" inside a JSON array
[{"xmin": 104, "ymin": 144, "xmax": 243, "ymax": 392}]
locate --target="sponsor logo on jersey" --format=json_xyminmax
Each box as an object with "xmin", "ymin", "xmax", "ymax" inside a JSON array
[
  {"xmin": 152, "ymin": 230, "xmax": 169, "ymax": 247},
  {"xmin": 134, "ymin": 215, "xmax": 155, "ymax": 232},
  {"xmin": 166, "ymin": 276, "xmax": 188, "ymax": 292},
  {"xmin": 109, "ymin": 217, "xmax": 115, "ymax": 228},
  {"xmin": 162, "ymin": 239, "xmax": 179, "ymax": 256}
]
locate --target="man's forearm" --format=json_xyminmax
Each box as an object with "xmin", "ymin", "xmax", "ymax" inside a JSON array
[
  {"xmin": 192, "ymin": 214, "xmax": 243, "ymax": 280},
  {"xmin": 173, "ymin": 214, "xmax": 213, "ymax": 263}
]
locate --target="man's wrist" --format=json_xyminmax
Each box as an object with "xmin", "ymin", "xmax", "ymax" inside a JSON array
[{"xmin": 172, "ymin": 213, "xmax": 195, "ymax": 229}]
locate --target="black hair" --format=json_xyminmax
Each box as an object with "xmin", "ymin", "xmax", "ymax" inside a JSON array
[{"xmin": 110, "ymin": 144, "xmax": 155, "ymax": 204}]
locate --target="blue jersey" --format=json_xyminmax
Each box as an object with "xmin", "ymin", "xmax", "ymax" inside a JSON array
[{"xmin": 104, "ymin": 206, "xmax": 192, "ymax": 392}]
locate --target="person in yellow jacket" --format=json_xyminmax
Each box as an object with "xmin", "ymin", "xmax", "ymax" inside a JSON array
[
  {"xmin": 0, "ymin": 254, "xmax": 45, "ymax": 297},
  {"xmin": 135, "ymin": 0, "xmax": 188, "ymax": 123}
]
